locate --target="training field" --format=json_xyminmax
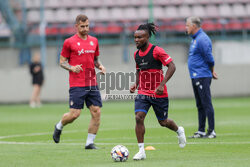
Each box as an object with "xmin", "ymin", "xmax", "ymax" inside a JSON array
[{"xmin": 0, "ymin": 97, "xmax": 250, "ymax": 167}]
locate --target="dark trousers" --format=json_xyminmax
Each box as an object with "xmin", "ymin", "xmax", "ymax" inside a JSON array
[{"xmin": 192, "ymin": 77, "xmax": 215, "ymax": 132}]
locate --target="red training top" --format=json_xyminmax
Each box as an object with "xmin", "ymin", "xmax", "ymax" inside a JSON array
[
  {"xmin": 134, "ymin": 43, "xmax": 173, "ymax": 98},
  {"xmin": 61, "ymin": 34, "xmax": 99, "ymax": 87}
]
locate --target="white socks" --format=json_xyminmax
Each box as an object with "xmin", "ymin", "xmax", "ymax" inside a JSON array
[
  {"xmin": 56, "ymin": 122, "xmax": 97, "ymax": 146},
  {"xmin": 56, "ymin": 120, "xmax": 63, "ymax": 130},
  {"xmin": 86, "ymin": 133, "xmax": 96, "ymax": 146},
  {"xmin": 176, "ymin": 127, "xmax": 181, "ymax": 134},
  {"xmin": 138, "ymin": 143, "xmax": 145, "ymax": 153}
]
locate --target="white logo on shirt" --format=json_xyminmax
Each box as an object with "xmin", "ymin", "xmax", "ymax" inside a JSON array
[
  {"xmin": 139, "ymin": 59, "xmax": 148, "ymax": 66},
  {"xmin": 90, "ymin": 41, "xmax": 94, "ymax": 46},
  {"xmin": 77, "ymin": 42, "xmax": 80, "ymax": 46},
  {"xmin": 165, "ymin": 57, "xmax": 171, "ymax": 62},
  {"xmin": 78, "ymin": 49, "xmax": 84, "ymax": 55},
  {"xmin": 78, "ymin": 48, "xmax": 95, "ymax": 56}
]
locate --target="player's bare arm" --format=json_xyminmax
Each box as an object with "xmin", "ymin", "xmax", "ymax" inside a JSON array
[
  {"xmin": 94, "ymin": 56, "xmax": 106, "ymax": 75},
  {"xmin": 60, "ymin": 55, "xmax": 83, "ymax": 73},
  {"xmin": 130, "ymin": 69, "xmax": 140, "ymax": 93},
  {"xmin": 155, "ymin": 61, "xmax": 176, "ymax": 95}
]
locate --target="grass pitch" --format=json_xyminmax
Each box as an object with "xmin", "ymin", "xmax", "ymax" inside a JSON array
[{"xmin": 0, "ymin": 97, "xmax": 250, "ymax": 167}]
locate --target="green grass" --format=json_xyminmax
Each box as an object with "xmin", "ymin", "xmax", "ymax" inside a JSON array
[{"xmin": 0, "ymin": 97, "xmax": 250, "ymax": 167}]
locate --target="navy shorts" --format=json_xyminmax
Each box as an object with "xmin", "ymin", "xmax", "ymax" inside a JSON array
[
  {"xmin": 135, "ymin": 94, "xmax": 169, "ymax": 120},
  {"xmin": 69, "ymin": 86, "xmax": 102, "ymax": 109}
]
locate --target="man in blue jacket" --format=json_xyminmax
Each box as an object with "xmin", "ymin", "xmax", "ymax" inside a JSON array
[{"xmin": 186, "ymin": 16, "xmax": 218, "ymax": 138}]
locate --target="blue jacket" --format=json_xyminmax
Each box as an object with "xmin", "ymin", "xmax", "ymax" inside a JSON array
[{"xmin": 188, "ymin": 28, "xmax": 214, "ymax": 79}]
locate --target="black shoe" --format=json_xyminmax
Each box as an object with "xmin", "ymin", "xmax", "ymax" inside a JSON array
[
  {"xmin": 53, "ymin": 125, "xmax": 62, "ymax": 143},
  {"xmin": 188, "ymin": 132, "xmax": 205, "ymax": 138},
  {"xmin": 204, "ymin": 129, "xmax": 216, "ymax": 138},
  {"xmin": 85, "ymin": 143, "xmax": 98, "ymax": 149}
]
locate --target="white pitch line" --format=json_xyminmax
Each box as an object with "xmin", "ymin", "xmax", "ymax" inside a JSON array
[
  {"xmin": 0, "ymin": 131, "xmax": 249, "ymax": 140},
  {"xmin": 170, "ymin": 102, "xmax": 250, "ymax": 110},
  {"xmin": 0, "ymin": 127, "xmax": 135, "ymax": 140},
  {"xmin": 1, "ymin": 141, "xmax": 250, "ymax": 146},
  {"xmin": 0, "ymin": 130, "xmax": 80, "ymax": 139},
  {"xmin": 98, "ymin": 141, "xmax": 250, "ymax": 145}
]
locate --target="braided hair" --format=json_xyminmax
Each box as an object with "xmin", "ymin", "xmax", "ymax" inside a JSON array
[{"xmin": 137, "ymin": 23, "xmax": 157, "ymax": 37}]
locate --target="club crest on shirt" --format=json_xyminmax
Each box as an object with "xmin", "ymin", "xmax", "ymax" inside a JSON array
[
  {"xmin": 90, "ymin": 41, "xmax": 94, "ymax": 46},
  {"xmin": 192, "ymin": 40, "xmax": 196, "ymax": 48},
  {"xmin": 77, "ymin": 42, "xmax": 80, "ymax": 46}
]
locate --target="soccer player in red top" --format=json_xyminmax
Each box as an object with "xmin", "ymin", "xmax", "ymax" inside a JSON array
[
  {"xmin": 130, "ymin": 23, "xmax": 186, "ymax": 160},
  {"xmin": 53, "ymin": 14, "xmax": 106, "ymax": 149}
]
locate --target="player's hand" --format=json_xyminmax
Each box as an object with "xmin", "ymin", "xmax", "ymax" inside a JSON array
[
  {"xmin": 71, "ymin": 64, "xmax": 83, "ymax": 73},
  {"xmin": 212, "ymin": 71, "xmax": 218, "ymax": 80},
  {"xmin": 130, "ymin": 84, "xmax": 137, "ymax": 93},
  {"xmin": 33, "ymin": 66, "xmax": 41, "ymax": 73},
  {"xmin": 155, "ymin": 85, "xmax": 164, "ymax": 95},
  {"xmin": 99, "ymin": 65, "xmax": 106, "ymax": 75}
]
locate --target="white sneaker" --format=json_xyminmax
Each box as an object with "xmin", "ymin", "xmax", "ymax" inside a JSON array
[
  {"xmin": 29, "ymin": 102, "xmax": 36, "ymax": 108},
  {"xmin": 177, "ymin": 126, "xmax": 186, "ymax": 148},
  {"xmin": 204, "ymin": 130, "xmax": 216, "ymax": 138},
  {"xmin": 133, "ymin": 151, "xmax": 146, "ymax": 160}
]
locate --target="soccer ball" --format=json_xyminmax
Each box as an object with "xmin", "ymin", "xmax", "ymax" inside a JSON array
[{"xmin": 111, "ymin": 145, "xmax": 129, "ymax": 162}]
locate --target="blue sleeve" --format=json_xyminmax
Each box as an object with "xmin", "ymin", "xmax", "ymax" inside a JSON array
[{"xmin": 199, "ymin": 37, "xmax": 214, "ymax": 67}]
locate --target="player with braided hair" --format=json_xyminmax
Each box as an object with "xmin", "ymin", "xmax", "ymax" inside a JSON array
[
  {"xmin": 130, "ymin": 23, "xmax": 186, "ymax": 160},
  {"xmin": 137, "ymin": 22, "xmax": 157, "ymax": 37}
]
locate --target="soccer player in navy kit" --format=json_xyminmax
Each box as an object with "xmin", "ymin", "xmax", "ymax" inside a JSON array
[
  {"xmin": 53, "ymin": 14, "xmax": 106, "ymax": 149},
  {"xmin": 186, "ymin": 17, "xmax": 218, "ymax": 138},
  {"xmin": 130, "ymin": 23, "xmax": 186, "ymax": 160}
]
